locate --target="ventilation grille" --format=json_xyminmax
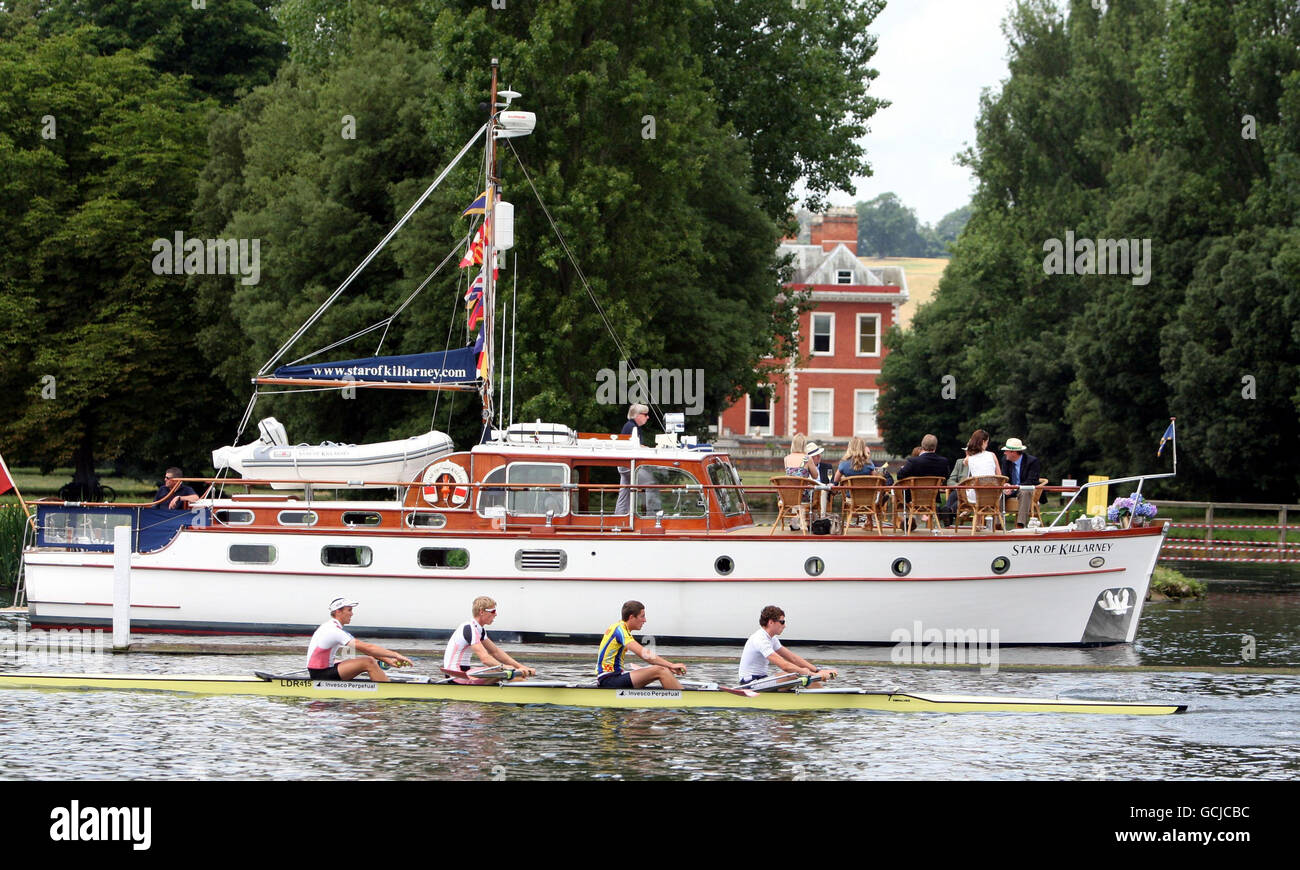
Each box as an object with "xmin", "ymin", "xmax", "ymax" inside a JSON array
[{"xmin": 515, "ymin": 549, "xmax": 567, "ymax": 571}]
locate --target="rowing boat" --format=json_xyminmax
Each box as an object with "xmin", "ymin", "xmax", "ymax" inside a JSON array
[{"xmin": 0, "ymin": 671, "xmax": 1187, "ymax": 715}]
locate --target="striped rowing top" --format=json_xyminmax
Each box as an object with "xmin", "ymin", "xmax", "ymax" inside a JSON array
[
  {"xmin": 443, "ymin": 620, "xmax": 490, "ymax": 670},
  {"xmin": 595, "ymin": 621, "xmax": 633, "ymax": 677}
]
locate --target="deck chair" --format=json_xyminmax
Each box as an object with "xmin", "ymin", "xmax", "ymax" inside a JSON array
[
  {"xmin": 769, "ymin": 475, "xmax": 815, "ymax": 535},
  {"xmin": 840, "ymin": 475, "xmax": 887, "ymax": 535},
  {"xmin": 894, "ymin": 476, "xmax": 945, "ymax": 533},
  {"xmin": 957, "ymin": 475, "xmax": 1008, "ymax": 534}
]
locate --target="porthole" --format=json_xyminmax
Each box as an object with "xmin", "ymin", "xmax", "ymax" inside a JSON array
[
  {"xmin": 405, "ymin": 512, "xmax": 447, "ymax": 529},
  {"xmin": 418, "ymin": 547, "xmax": 469, "ymax": 569},
  {"xmin": 991, "ymin": 556, "xmax": 1010, "ymax": 575},
  {"xmin": 278, "ymin": 510, "xmax": 318, "ymax": 526},
  {"xmin": 715, "ymin": 556, "xmax": 734, "ymax": 575},
  {"xmin": 214, "ymin": 509, "xmax": 254, "ymax": 525},
  {"xmin": 342, "ymin": 511, "xmax": 382, "ymax": 526},
  {"xmin": 891, "ymin": 557, "xmax": 911, "ymax": 577},
  {"xmin": 321, "ymin": 545, "xmax": 372, "ymax": 567},
  {"xmin": 1089, "ymin": 556, "xmax": 1105, "ymax": 568},
  {"xmin": 805, "ymin": 557, "xmax": 825, "ymax": 576},
  {"xmin": 229, "ymin": 544, "xmax": 276, "ymax": 565}
]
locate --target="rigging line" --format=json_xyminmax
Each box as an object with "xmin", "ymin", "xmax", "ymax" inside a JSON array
[
  {"xmin": 431, "ymin": 261, "xmax": 468, "ymax": 431},
  {"xmin": 375, "ymin": 230, "xmax": 472, "ymax": 356},
  {"xmin": 504, "ymin": 139, "xmax": 664, "ymax": 427},
  {"xmin": 256, "ymin": 123, "xmax": 488, "ymax": 377},
  {"xmin": 509, "ymin": 252, "xmax": 517, "ymax": 427},
  {"xmin": 497, "ymin": 259, "xmax": 507, "ymax": 435},
  {"xmin": 234, "ymin": 393, "xmax": 259, "ymax": 443}
]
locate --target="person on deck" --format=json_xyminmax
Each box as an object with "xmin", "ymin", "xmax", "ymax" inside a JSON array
[
  {"xmin": 615, "ymin": 404, "xmax": 655, "ymax": 516},
  {"xmin": 443, "ymin": 595, "xmax": 536, "ymax": 678},
  {"xmin": 154, "ymin": 467, "xmax": 198, "ymax": 510},
  {"xmin": 595, "ymin": 600, "xmax": 687, "ymax": 690},
  {"xmin": 306, "ymin": 597, "xmax": 414, "ymax": 682},
  {"xmin": 738, "ymin": 606, "xmax": 837, "ymax": 686},
  {"xmin": 999, "ymin": 437, "xmax": 1044, "ymax": 528},
  {"xmin": 832, "ymin": 436, "xmax": 876, "ymax": 484}
]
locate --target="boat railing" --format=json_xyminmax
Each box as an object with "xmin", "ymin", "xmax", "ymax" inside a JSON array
[{"xmin": 1046, "ymin": 473, "xmax": 1175, "ymax": 528}]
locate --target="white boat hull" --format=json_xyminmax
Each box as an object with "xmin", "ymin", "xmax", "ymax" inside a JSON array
[{"xmin": 24, "ymin": 526, "xmax": 1161, "ymax": 644}]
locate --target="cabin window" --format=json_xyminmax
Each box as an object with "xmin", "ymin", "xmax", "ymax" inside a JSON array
[
  {"xmin": 991, "ymin": 556, "xmax": 1010, "ymax": 575},
  {"xmin": 418, "ymin": 547, "xmax": 469, "ymax": 569},
  {"xmin": 707, "ymin": 461, "xmax": 747, "ymax": 517},
  {"xmin": 572, "ymin": 465, "xmax": 623, "ymax": 516},
  {"xmin": 229, "ymin": 544, "xmax": 276, "ymax": 565},
  {"xmin": 41, "ymin": 511, "xmax": 132, "ymax": 547},
  {"xmin": 405, "ymin": 512, "xmax": 447, "ymax": 529},
  {"xmin": 341, "ymin": 511, "xmax": 382, "ymax": 526},
  {"xmin": 634, "ymin": 466, "xmax": 706, "ymax": 519},
  {"xmin": 278, "ymin": 510, "xmax": 318, "ymax": 526},
  {"xmin": 321, "ymin": 545, "xmax": 372, "ymax": 567},
  {"xmin": 477, "ymin": 462, "xmax": 569, "ymax": 517},
  {"xmin": 805, "ymin": 557, "xmax": 825, "ymax": 576},
  {"xmin": 214, "ymin": 509, "xmax": 254, "ymax": 525}
]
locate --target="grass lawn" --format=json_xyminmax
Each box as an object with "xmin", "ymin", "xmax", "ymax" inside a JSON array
[{"xmin": 4, "ymin": 467, "xmax": 156, "ymax": 499}]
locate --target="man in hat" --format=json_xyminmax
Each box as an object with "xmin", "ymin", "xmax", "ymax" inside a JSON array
[
  {"xmin": 616, "ymin": 403, "xmax": 658, "ymax": 516},
  {"xmin": 306, "ymin": 597, "xmax": 414, "ymax": 682},
  {"xmin": 1000, "ymin": 437, "xmax": 1044, "ymax": 528}
]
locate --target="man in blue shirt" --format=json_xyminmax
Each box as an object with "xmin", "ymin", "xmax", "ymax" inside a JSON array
[
  {"xmin": 999, "ymin": 439, "xmax": 1044, "ymax": 528},
  {"xmin": 154, "ymin": 467, "xmax": 198, "ymax": 510}
]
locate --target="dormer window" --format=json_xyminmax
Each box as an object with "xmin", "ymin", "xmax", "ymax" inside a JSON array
[{"xmin": 836, "ymin": 269, "xmax": 853, "ymax": 285}]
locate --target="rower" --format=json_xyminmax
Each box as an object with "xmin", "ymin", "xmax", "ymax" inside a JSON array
[
  {"xmin": 595, "ymin": 600, "xmax": 687, "ymax": 690},
  {"xmin": 307, "ymin": 597, "xmax": 414, "ymax": 682},
  {"xmin": 739, "ymin": 606, "xmax": 837, "ymax": 686},
  {"xmin": 443, "ymin": 596, "xmax": 536, "ymax": 679}
]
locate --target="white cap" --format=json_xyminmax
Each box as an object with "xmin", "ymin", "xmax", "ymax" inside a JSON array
[{"xmin": 328, "ymin": 597, "xmax": 358, "ymax": 613}]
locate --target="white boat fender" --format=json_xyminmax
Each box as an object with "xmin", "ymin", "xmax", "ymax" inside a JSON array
[{"xmin": 422, "ymin": 461, "xmax": 469, "ymax": 507}]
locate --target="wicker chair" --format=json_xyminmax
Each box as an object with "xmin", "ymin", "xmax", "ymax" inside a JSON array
[
  {"xmin": 1029, "ymin": 477, "xmax": 1049, "ymax": 523},
  {"xmin": 768, "ymin": 475, "xmax": 815, "ymax": 536},
  {"xmin": 839, "ymin": 475, "xmax": 887, "ymax": 535},
  {"xmin": 894, "ymin": 476, "xmax": 946, "ymax": 533},
  {"xmin": 957, "ymin": 475, "xmax": 1008, "ymax": 534}
]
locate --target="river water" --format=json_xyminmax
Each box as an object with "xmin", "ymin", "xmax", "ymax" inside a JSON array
[{"xmin": 0, "ymin": 564, "xmax": 1295, "ymax": 781}]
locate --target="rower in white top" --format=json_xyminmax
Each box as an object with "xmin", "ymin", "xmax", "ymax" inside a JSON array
[
  {"xmin": 442, "ymin": 596, "xmax": 536, "ymax": 681},
  {"xmin": 738, "ymin": 605, "xmax": 838, "ymax": 687},
  {"xmin": 306, "ymin": 597, "xmax": 414, "ymax": 682}
]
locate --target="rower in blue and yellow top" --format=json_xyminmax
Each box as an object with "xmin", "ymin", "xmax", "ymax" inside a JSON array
[{"xmin": 595, "ymin": 600, "xmax": 687, "ymax": 690}]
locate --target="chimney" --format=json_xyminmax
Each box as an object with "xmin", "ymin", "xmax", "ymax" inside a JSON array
[{"xmin": 809, "ymin": 207, "xmax": 858, "ymax": 255}]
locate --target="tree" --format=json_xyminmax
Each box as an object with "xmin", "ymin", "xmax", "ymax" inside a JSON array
[
  {"xmin": 31, "ymin": 0, "xmax": 286, "ymax": 103},
  {"xmin": 0, "ymin": 23, "xmax": 216, "ymax": 482}
]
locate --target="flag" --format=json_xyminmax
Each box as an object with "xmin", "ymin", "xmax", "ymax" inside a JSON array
[
  {"xmin": 1157, "ymin": 421, "xmax": 1175, "ymax": 457},
  {"xmin": 462, "ymin": 190, "xmax": 489, "ymax": 217},
  {"xmin": 467, "ymin": 298, "xmax": 484, "ymax": 330},
  {"xmin": 0, "ymin": 452, "xmax": 13, "ymax": 496},
  {"xmin": 472, "ymin": 330, "xmax": 488, "ymax": 379},
  {"xmin": 458, "ymin": 222, "xmax": 487, "ymax": 268},
  {"xmin": 463, "ymin": 274, "xmax": 484, "ymax": 304}
]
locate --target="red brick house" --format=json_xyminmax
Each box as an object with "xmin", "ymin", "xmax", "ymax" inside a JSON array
[{"xmin": 716, "ymin": 209, "xmax": 908, "ymax": 453}]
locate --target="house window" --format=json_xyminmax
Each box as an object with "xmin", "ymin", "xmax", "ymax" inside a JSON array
[
  {"xmin": 854, "ymin": 390, "xmax": 879, "ymax": 437},
  {"xmin": 811, "ymin": 312, "xmax": 834, "ymax": 355},
  {"xmin": 747, "ymin": 391, "xmax": 772, "ymax": 434},
  {"xmin": 836, "ymin": 269, "xmax": 853, "ymax": 285},
  {"xmin": 857, "ymin": 313, "xmax": 881, "ymax": 356},
  {"xmin": 809, "ymin": 389, "xmax": 833, "ymax": 436}
]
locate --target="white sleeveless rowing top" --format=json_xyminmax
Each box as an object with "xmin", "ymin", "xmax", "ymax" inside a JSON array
[{"xmin": 443, "ymin": 620, "xmax": 490, "ymax": 669}]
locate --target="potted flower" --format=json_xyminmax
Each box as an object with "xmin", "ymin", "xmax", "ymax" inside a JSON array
[{"xmin": 1107, "ymin": 492, "xmax": 1158, "ymax": 528}]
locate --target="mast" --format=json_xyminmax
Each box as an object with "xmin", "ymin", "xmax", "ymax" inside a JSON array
[{"xmin": 480, "ymin": 60, "xmax": 500, "ymax": 433}]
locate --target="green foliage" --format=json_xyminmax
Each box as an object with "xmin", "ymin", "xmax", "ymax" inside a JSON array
[
  {"xmin": 0, "ymin": 23, "xmax": 221, "ymax": 476},
  {"xmin": 30, "ymin": 0, "xmax": 286, "ymax": 103},
  {"xmin": 0, "ymin": 504, "xmax": 31, "ymax": 599},
  {"xmin": 1149, "ymin": 566, "xmax": 1207, "ymax": 600},
  {"xmin": 193, "ymin": 0, "xmax": 884, "ymax": 445},
  {"xmin": 879, "ymin": 0, "xmax": 1300, "ymax": 500}
]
